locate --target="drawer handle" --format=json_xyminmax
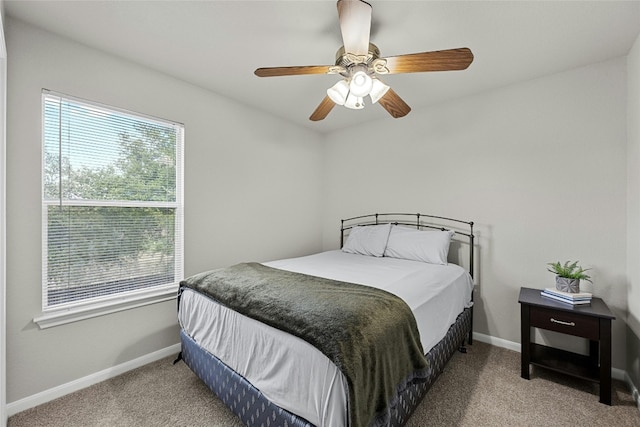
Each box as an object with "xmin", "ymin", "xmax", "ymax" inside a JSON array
[{"xmin": 550, "ymin": 318, "xmax": 575, "ymax": 327}]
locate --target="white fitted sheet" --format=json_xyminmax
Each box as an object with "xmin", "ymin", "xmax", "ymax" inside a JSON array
[{"xmin": 178, "ymin": 250, "xmax": 474, "ymax": 427}]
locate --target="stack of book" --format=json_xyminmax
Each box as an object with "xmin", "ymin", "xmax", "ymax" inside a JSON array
[{"xmin": 541, "ymin": 288, "xmax": 592, "ymax": 305}]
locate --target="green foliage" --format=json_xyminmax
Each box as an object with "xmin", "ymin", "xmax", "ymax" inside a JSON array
[
  {"xmin": 46, "ymin": 120, "xmax": 178, "ymax": 291},
  {"xmin": 547, "ymin": 260, "xmax": 592, "ymax": 283},
  {"xmin": 115, "ymin": 123, "xmax": 177, "ymax": 202},
  {"xmin": 47, "ymin": 205, "xmax": 175, "ymax": 288},
  {"xmin": 45, "ymin": 122, "xmax": 176, "ymax": 202}
]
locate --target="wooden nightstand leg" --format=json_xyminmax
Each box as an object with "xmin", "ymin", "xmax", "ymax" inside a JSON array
[
  {"xmin": 521, "ymin": 304, "xmax": 531, "ymax": 379},
  {"xmin": 599, "ymin": 318, "xmax": 612, "ymax": 405}
]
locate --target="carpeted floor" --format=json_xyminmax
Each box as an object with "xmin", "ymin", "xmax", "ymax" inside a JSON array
[{"xmin": 8, "ymin": 341, "xmax": 640, "ymax": 427}]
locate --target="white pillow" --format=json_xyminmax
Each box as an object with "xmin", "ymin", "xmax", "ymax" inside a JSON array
[
  {"xmin": 341, "ymin": 223, "xmax": 391, "ymax": 257},
  {"xmin": 384, "ymin": 226, "xmax": 455, "ymax": 265}
]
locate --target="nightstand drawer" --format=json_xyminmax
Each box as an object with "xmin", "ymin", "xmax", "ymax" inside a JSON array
[{"xmin": 529, "ymin": 306, "xmax": 599, "ymax": 340}]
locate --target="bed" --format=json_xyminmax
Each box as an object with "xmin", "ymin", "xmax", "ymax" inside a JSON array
[{"xmin": 177, "ymin": 213, "xmax": 475, "ymax": 427}]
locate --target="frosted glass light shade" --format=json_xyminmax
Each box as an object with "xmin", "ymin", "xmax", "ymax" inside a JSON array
[
  {"xmin": 344, "ymin": 93, "xmax": 364, "ymax": 110},
  {"xmin": 327, "ymin": 80, "xmax": 350, "ymax": 105},
  {"xmin": 349, "ymin": 71, "xmax": 373, "ymax": 97},
  {"xmin": 369, "ymin": 79, "xmax": 390, "ymax": 104}
]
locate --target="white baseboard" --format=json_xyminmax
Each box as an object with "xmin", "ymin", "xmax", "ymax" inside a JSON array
[
  {"xmin": 6, "ymin": 343, "xmax": 181, "ymax": 417},
  {"xmin": 626, "ymin": 372, "xmax": 640, "ymax": 411},
  {"xmin": 472, "ymin": 332, "xmax": 627, "ymax": 382},
  {"xmin": 473, "ymin": 331, "xmax": 522, "ymax": 352}
]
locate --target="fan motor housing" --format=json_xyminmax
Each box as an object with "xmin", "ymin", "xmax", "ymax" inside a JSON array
[{"xmin": 335, "ymin": 43, "xmax": 381, "ymax": 68}]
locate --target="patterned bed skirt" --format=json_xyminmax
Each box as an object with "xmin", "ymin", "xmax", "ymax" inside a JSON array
[{"xmin": 180, "ymin": 306, "xmax": 472, "ymax": 427}]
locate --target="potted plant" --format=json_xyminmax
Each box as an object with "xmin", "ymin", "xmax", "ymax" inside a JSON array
[{"xmin": 547, "ymin": 260, "xmax": 592, "ymax": 293}]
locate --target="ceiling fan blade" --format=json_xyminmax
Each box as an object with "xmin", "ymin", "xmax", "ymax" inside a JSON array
[
  {"xmin": 377, "ymin": 88, "xmax": 411, "ymax": 118},
  {"xmin": 309, "ymin": 96, "xmax": 336, "ymax": 121},
  {"xmin": 383, "ymin": 48, "xmax": 474, "ymax": 74},
  {"xmin": 254, "ymin": 65, "xmax": 333, "ymax": 77},
  {"xmin": 337, "ymin": 0, "xmax": 372, "ymax": 56}
]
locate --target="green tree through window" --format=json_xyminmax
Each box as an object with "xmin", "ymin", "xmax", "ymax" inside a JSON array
[{"xmin": 42, "ymin": 92, "xmax": 183, "ymax": 309}]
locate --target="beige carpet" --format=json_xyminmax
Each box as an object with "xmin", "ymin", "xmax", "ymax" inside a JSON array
[{"xmin": 8, "ymin": 342, "xmax": 640, "ymax": 427}]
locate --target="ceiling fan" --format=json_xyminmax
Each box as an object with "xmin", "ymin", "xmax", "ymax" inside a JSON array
[{"xmin": 254, "ymin": 0, "xmax": 474, "ymax": 122}]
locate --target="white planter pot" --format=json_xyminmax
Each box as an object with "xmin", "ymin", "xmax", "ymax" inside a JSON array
[{"xmin": 555, "ymin": 276, "xmax": 580, "ymax": 293}]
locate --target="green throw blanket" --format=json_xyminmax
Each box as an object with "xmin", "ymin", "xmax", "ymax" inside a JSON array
[{"xmin": 180, "ymin": 262, "xmax": 429, "ymax": 427}]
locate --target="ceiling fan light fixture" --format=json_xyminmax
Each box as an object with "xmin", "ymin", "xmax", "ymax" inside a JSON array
[
  {"xmin": 254, "ymin": 0, "xmax": 474, "ymax": 122},
  {"xmin": 349, "ymin": 70, "xmax": 373, "ymax": 97},
  {"xmin": 327, "ymin": 80, "xmax": 350, "ymax": 105},
  {"xmin": 369, "ymin": 78, "xmax": 390, "ymax": 104},
  {"xmin": 344, "ymin": 93, "xmax": 364, "ymax": 110}
]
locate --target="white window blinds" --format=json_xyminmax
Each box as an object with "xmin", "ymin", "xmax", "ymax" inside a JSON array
[{"xmin": 42, "ymin": 90, "xmax": 184, "ymax": 310}]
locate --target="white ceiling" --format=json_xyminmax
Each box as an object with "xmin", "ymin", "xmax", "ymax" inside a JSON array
[{"xmin": 5, "ymin": 0, "xmax": 640, "ymax": 134}]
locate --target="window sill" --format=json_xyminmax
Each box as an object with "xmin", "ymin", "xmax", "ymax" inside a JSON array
[{"xmin": 33, "ymin": 285, "xmax": 179, "ymax": 329}]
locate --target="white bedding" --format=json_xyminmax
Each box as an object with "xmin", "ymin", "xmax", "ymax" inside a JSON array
[{"xmin": 178, "ymin": 250, "xmax": 474, "ymax": 427}]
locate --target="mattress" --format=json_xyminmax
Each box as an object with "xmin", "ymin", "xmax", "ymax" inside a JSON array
[{"xmin": 178, "ymin": 250, "xmax": 474, "ymax": 427}]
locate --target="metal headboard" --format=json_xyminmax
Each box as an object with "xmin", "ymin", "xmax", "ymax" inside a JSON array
[{"xmin": 340, "ymin": 213, "xmax": 475, "ymax": 279}]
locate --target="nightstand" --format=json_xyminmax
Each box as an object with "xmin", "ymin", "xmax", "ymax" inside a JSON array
[{"xmin": 518, "ymin": 287, "xmax": 615, "ymax": 405}]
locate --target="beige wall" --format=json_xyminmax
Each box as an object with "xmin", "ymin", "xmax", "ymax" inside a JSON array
[
  {"xmin": 627, "ymin": 31, "xmax": 640, "ymax": 392},
  {"xmin": 5, "ymin": 18, "xmax": 323, "ymax": 403},
  {"xmin": 322, "ymin": 57, "xmax": 629, "ymax": 369}
]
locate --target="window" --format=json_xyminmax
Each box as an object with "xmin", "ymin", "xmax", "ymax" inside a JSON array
[{"xmin": 38, "ymin": 90, "xmax": 183, "ymax": 326}]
